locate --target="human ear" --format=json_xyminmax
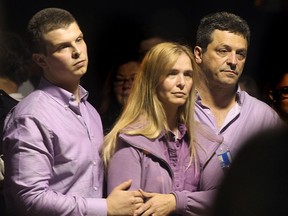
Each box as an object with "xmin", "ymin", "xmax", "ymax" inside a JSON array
[
  {"xmin": 32, "ymin": 53, "xmax": 47, "ymax": 68},
  {"xmin": 194, "ymin": 46, "xmax": 203, "ymax": 64},
  {"xmin": 268, "ymin": 90, "xmax": 276, "ymax": 103}
]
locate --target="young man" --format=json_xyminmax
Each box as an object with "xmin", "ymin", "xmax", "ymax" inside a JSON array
[
  {"xmin": 193, "ymin": 11, "xmax": 283, "ymax": 215},
  {"xmin": 2, "ymin": 8, "xmax": 143, "ymax": 216}
]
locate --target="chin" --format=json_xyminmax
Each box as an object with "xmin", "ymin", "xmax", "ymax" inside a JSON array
[
  {"xmin": 173, "ymin": 101, "xmax": 186, "ymax": 106},
  {"xmin": 77, "ymin": 69, "xmax": 87, "ymax": 75}
]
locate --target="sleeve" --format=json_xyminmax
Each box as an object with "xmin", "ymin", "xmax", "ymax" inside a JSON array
[
  {"xmin": 3, "ymin": 116, "xmax": 106, "ymax": 216},
  {"xmin": 172, "ymin": 189, "xmax": 217, "ymax": 216},
  {"xmin": 107, "ymin": 139, "xmax": 142, "ymax": 194}
]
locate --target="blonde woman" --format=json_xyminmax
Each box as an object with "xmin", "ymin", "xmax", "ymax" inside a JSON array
[{"xmin": 101, "ymin": 42, "xmax": 201, "ymax": 215}]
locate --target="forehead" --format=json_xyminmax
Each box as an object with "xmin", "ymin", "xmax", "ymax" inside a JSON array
[
  {"xmin": 278, "ymin": 73, "xmax": 288, "ymax": 87},
  {"xmin": 172, "ymin": 53, "xmax": 192, "ymax": 68},
  {"xmin": 117, "ymin": 62, "xmax": 139, "ymax": 76},
  {"xmin": 210, "ymin": 29, "xmax": 248, "ymax": 49},
  {"xmin": 43, "ymin": 22, "xmax": 81, "ymax": 46}
]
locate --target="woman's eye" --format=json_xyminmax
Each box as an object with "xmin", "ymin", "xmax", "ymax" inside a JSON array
[{"xmin": 168, "ymin": 70, "xmax": 177, "ymax": 76}]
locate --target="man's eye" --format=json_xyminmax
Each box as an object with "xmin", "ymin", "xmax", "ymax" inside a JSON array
[
  {"xmin": 57, "ymin": 45, "xmax": 69, "ymax": 51},
  {"xmin": 76, "ymin": 37, "xmax": 84, "ymax": 43},
  {"xmin": 236, "ymin": 52, "xmax": 246, "ymax": 60},
  {"xmin": 218, "ymin": 49, "xmax": 228, "ymax": 54}
]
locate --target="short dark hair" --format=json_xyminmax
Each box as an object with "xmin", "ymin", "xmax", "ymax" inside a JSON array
[
  {"xmin": 0, "ymin": 31, "xmax": 31, "ymax": 85},
  {"xmin": 195, "ymin": 11, "xmax": 250, "ymax": 52},
  {"xmin": 26, "ymin": 7, "xmax": 77, "ymax": 54}
]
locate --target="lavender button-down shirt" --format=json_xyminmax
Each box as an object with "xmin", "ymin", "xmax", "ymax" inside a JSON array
[
  {"xmin": 188, "ymin": 88, "xmax": 284, "ymax": 216},
  {"xmin": 3, "ymin": 78, "xmax": 106, "ymax": 216}
]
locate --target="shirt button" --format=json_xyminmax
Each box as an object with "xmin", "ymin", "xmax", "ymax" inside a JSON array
[
  {"xmin": 92, "ymin": 161, "xmax": 97, "ymax": 166},
  {"xmin": 71, "ymin": 95, "xmax": 76, "ymax": 101},
  {"xmin": 93, "ymin": 186, "xmax": 98, "ymax": 191}
]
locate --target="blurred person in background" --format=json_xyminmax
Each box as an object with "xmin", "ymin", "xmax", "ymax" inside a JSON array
[
  {"xmin": 0, "ymin": 31, "xmax": 32, "ymax": 170},
  {"xmin": 267, "ymin": 68, "xmax": 288, "ymax": 124},
  {"xmin": 98, "ymin": 57, "xmax": 140, "ymax": 134},
  {"xmin": 0, "ymin": 31, "xmax": 32, "ymax": 101},
  {"xmin": 138, "ymin": 35, "xmax": 166, "ymax": 61},
  {"xmin": 238, "ymin": 74, "xmax": 260, "ymax": 99},
  {"xmin": 0, "ymin": 30, "xmax": 36, "ymax": 216},
  {"xmin": 210, "ymin": 125, "xmax": 288, "ymax": 216}
]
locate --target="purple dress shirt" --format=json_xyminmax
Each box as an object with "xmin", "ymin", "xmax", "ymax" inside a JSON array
[
  {"xmin": 190, "ymin": 88, "xmax": 284, "ymax": 216},
  {"xmin": 3, "ymin": 78, "xmax": 106, "ymax": 216}
]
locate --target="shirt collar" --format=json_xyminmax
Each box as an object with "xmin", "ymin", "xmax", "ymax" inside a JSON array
[
  {"xmin": 196, "ymin": 85, "xmax": 243, "ymax": 106},
  {"xmin": 38, "ymin": 77, "xmax": 89, "ymax": 106},
  {"xmin": 159, "ymin": 123, "xmax": 188, "ymax": 141}
]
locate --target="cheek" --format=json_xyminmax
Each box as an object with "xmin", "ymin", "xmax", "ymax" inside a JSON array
[
  {"xmin": 46, "ymin": 58, "xmax": 67, "ymax": 74},
  {"xmin": 279, "ymin": 100, "xmax": 288, "ymax": 112},
  {"xmin": 161, "ymin": 79, "xmax": 175, "ymax": 91},
  {"xmin": 50, "ymin": 55, "xmax": 70, "ymax": 70},
  {"xmin": 114, "ymin": 86, "xmax": 122, "ymax": 94},
  {"xmin": 186, "ymin": 80, "xmax": 193, "ymax": 90},
  {"xmin": 158, "ymin": 85, "xmax": 172, "ymax": 97},
  {"xmin": 80, "ymin": 42, "xmax": 88, "ymax": 53},
  {"xmin": 156, "ymin": 85, "xmax": 169, "ymax": 102},
  {"xmin": 238, "ymin": 60, "xmax": 246, "ymax": 70}
]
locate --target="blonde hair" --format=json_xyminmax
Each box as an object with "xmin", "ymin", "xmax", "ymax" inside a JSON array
[{"xmin": 101, "ymin": 42, "xmax": 200, "ymax": 169}]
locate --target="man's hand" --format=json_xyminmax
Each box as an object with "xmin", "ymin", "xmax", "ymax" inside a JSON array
[
  {"xmin": 107, "ymin": 179, "xmax": 144, "ymax": 216},
  {"xmin": 134, "ymin": 190, "xmax": 176, "ymax": 216}
]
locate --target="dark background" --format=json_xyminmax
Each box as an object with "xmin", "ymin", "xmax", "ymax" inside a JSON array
[{"xmin": 0, "ymin": 0, "xmax": 287, "ymax": 107}]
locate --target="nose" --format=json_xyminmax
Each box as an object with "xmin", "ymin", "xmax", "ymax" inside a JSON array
[
  {"xmin": 72, "ymin": 47, "xmax": 81, "ymax": 59},
  {"xmin": 176, "ymin": 74, "xmax": 185, "ymax": 88},
  {"xmin": 227, "ymin": 52, "xmax": 237, "ymax": 65},
  {"xmin": 122, "ymin": 78, "xmax": 133, "ymax": 89}
]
